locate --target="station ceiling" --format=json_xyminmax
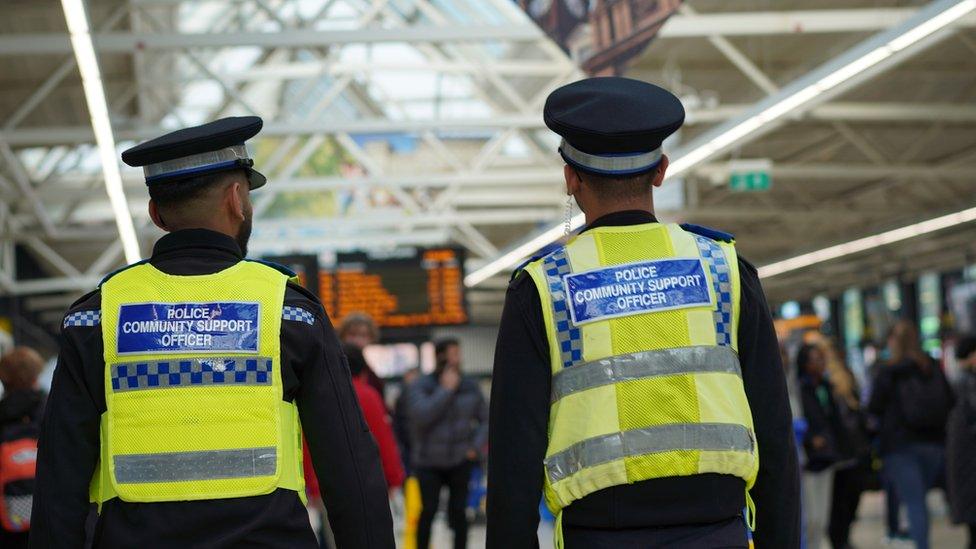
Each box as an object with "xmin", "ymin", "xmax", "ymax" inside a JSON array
[{"xmin": 1, "ymin": 0, "xmax": 974, "ymax": 329}]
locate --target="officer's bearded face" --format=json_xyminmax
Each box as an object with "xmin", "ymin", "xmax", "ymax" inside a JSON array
[{"xmin": 237, "ymin": 195, "xmax": 253, "ymax": 257}]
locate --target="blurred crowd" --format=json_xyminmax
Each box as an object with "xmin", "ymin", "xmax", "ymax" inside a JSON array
[
  {"xmin": 789, "ymin": 319, "xmax": 976, "ymax": 549},
  {"xmin": 303, "ymin": 313, "xmax": 488, "ymax": 549},
  {"xmin": 10, "ymin": 309, "xmax": 976, "ymax": 549}
]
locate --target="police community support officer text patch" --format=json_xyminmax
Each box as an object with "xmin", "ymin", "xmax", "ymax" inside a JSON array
[
  {"xmin": 564, "ymin": 259, "xmax": 713, "ymax": 325},
  {"xmin": 117, "ymin": 302, "xmax": 260, "ymax": 354}
]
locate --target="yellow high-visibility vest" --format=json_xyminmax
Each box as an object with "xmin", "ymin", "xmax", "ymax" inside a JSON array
[
  {"xmin": 522, "ymin": 222, "xmax": 758, "ymax": 526},
  {"xmin": 90, "ymin": 260, "xmax": 305, "ymax": 505}
]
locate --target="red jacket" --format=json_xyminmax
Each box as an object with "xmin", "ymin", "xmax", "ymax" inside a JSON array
[{"xmin": 304, "ymin": 375, "xmax": 405, "ymax": 498}]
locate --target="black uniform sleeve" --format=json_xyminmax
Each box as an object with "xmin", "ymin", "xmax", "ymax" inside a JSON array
[
  {"xmin": 30, "ymin": 299, "xmax": 104, "ymax": 549},
  {"xmin": 486, "ymin": 272, "xmax": 549, "ymax": 549},
  {"xmin": 737, "ymin": 258, "xmax": 801, "ymax": 548},
  {"xmin": 284, "ymin": 297, "xmax": 395, "ymax": 549}
]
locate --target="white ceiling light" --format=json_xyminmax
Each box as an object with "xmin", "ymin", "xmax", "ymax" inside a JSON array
[
  {"xmin": 758, "ymin": 206, "xmax": 976, "ymax": 279},
  {"xmin": 464, "ymin": 0, "xmax": 976, "ymax": 287},
  {"xmin": 61, "ymin": 0, "xmax": 141, "ymax": 263}
]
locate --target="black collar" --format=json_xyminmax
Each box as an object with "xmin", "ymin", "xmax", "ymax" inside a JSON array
[
  {"xmin": 580, "ymin": 210, "xmax": 658, "ymax": 234},
  {"xmin": 152, "ymin": 228, "xmax": 243, "ymax": 260}
]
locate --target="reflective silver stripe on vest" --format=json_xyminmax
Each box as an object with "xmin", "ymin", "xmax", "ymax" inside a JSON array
[
  {"xmin": 551, "ymin": 346, "xmax": 741, "ymax": 403},
  {"xmin": 114, "ymin": 447, "xmax": 277, "ymax": 484},
  {"xmin": 545, "ymin": 423, "xmax": 754, "ymax": 484}
]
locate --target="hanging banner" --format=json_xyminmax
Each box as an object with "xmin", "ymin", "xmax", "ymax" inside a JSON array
[{"xmin": 517, "ymin": 0, "xmax": 683, "ymax": 75}]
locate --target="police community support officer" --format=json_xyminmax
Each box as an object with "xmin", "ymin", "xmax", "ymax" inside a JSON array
[
  {"xmin": 30, "ymin": 117, "xmax": 394, "ymax": 548},
  {"xmin": 486, "ymin": 78, "xmax": 800, "ymax": 549}
]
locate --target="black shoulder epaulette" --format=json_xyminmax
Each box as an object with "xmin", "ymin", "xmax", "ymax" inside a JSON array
[
  {"xmin": 68, "ymin": 288, "xmax": 101, "ymax": 311},
  {"xmin": 246, "ymin": 258, "xmax": 298, "ymax": 278},
  {"xmin": 98, "ymin": 259, "xmax": 151, "ymax": 288},
  {"xmin": 510, "ymin": 251, "xmax": 549, "ymax": 282},
  {"xmin": 680, "ymin": 223, "xmax": 735, "ymax": 243}
]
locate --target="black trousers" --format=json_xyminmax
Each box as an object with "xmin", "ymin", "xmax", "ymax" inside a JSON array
[
  {"xmin": 563, "ymin": 516, "xmax": 750, "ymax": 549},
  {"xmin": 416, "ymin": 462, "xmax": 472, "ymax": 549},
  {"xmin": 0, "ymin": 531, "xmax": 28, "ymax": 549},
  {"xmin": 829, "ymin": 461, "xmax": 868, "ymax": 549}
]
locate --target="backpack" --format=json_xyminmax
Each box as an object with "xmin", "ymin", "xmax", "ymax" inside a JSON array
[
  {"xmin": 897, "ymin": 366, "xmax": 951, "ymax": 431},
  {"xmin": 0, "ymin": 413, "xmax": 40, "ymax": 532}
]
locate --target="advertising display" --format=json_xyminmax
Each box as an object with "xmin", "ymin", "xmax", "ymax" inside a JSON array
[{"xmin": 518, "ymin": 0, "xmax": 682, "ymax": 75}]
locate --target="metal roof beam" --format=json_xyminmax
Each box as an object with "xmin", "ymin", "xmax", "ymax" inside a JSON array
[
  {"xmin": 660, "ymin": 8, "xmax": 976, "ymax": 38},
  {"xmin": 0, "ymin": 26, "xmax": 544, "ymax": 55},
  {"xmin": 8, "ymin": 102, "xmax": 976, "ymax": 146}
]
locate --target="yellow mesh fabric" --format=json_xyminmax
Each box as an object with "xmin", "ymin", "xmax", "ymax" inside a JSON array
[
  {"xmin": 96, "ymin": 261, "xmax": 303, "ymax": 503},
  {"xmin": 615, "ymin": 376, "xmax": 699, "ymax": 431},
  {"xmin": 548, "ymin": 386, "xmax": 620, "ymax": 456},
  {"xmin": 625, "ymin": 450, "xmax": 700, "ymax": 482}
]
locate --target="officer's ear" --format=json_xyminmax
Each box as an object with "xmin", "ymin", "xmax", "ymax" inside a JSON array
[
  {"xmin": 564, "ymin": 164, "xmax": 582, "ymax": 196},
  {"xmin": 225, "ymin": 179, "xmax": 247, "ymax": 222},
  {"xmin": 148, "ymin": 199, "xmax": 169, "ymax": 232},
  {"xmin": 650, "ymin": 155, "xmax": 669, "ymax": 188}
]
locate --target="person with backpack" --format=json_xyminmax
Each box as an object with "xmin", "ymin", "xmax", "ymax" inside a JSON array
[
  {"xmin": 0, "ymin": 347, "xmax": 46, "ymax": 549},
  {"xmin": 947, "ymin": 334, "xmax": 976, "ymax": 548},
  {"xmin": 869, "ymin": 319, "xmax": 954, "ymax": 549}
]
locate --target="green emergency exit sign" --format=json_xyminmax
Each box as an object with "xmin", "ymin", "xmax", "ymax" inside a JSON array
[
  {"xmin": 727, "ymin": 159, "xmax": 773, "ymax": 192},
  {"xmin": 729, "ymin": 171, "xmax": 771, "ymax": 192}
]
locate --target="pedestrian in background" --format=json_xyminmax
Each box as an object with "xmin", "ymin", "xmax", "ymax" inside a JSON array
[
  {"xmin": 406, "ymin": 338, "xmax": 487, "ymax": 549},
  {"xmin": 869, "ymin": 319, "xmax": 954, "ymax": 549},
  {"xmin": 343, "ymin": 344, "xmax": 405, "ymax": 491},
  {"xmin": 798, "ymin": 343, "xmax": 846, "ymax": 549},
  {"xmin": 947, "ymin": 334, "xmax": 976, "ymax": 548},
  {"xmin": 0, "ymin": 347, "xmax": 46, "ymax": 549},
  {"xmin": 394, "ymin": 367, "xmax": 421, "ymax": 475},
  {"xmin": 339, "ymin": 313, "xmax": 386, "ymax": 399},
  {"xmin": 824, "ymin": 341, "xmax": 870, "ymax": 549}
]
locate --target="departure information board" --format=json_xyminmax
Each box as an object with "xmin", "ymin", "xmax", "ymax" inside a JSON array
[{"xmin": 319, "ymin": 248, "xmax": 468, "ymax": 328}]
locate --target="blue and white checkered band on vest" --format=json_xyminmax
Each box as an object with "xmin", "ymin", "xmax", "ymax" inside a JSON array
[
  {"xmin": 143, "ymin": 144, "xmax": 251, "ymax": 183},
  {"xmin": 559, "ymin": 139, "xmax": 663, "ymax": 176}
]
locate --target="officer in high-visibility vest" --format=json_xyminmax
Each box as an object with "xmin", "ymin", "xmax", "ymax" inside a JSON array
[
  {"xmin": 486, "ymin": 78, "xmax": 800, "ymax": 548},
  {"xmin": 30, "ymin": 117, "xmax": 395, "ymax": 548}
]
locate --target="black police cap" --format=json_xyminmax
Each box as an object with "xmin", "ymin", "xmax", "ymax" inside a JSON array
[
  {"xmin": 121, "ymin": 116, "xmax": 267, "ymax": 189},
  {"xmin": 544, "ymin": 77, "xmax": 685, "ymax": 176}
]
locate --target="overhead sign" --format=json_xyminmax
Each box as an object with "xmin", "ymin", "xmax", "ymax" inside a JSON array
[
  {"xmin": 322, "ymin": 248, "xmax": 468, "ymax": 329},
  {"xmin": 728, "ymin": 159, "xmax": 773, "ymax": 192}
]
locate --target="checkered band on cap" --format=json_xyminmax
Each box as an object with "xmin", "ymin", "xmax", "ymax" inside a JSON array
[
  {"xmin": 110, "ymin": 357, "xmax": 273, "ymax": 392},
  {"xmin": 282, "ymin": 306, "xmax": 315, "ymax": 325},
  {"xmin": 543, "ymin": 249, "xmax": 583, "ymax": 369},
  {"xmin": 694, "ymin": 236, "xmax": 734, "ymax": 347},
  {"xmin": 63, "ymin": 310, "xmax": 101, "ymax": 328}
]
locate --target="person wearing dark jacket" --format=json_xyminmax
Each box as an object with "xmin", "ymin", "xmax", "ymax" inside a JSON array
[
  {"xmin": 947, "ymin": 334, "xmax": 976, "ymax": 548},
  {"xmin": 824, "ymin": 344, "xmax": 871, "ymax": 549},
  {"xmin": 0, "ymin": 347, "xmax": 46, "ymax": 549},
  {"xmin": 406, "ymin": 338, "xmax": 488, "ymax": 549},
  {"xmin": 393, "ymin": 367, "xmax": 421, "ymax": 475},
  {"xmin": 869, "ymin": 319, "xmax": 954, "ymax": 549},
  {"xmin": 797, "ymin": 343, "xmax": 849, "ymax": 549},
  {"xmin": 29, "ymin": 118, "xmax": 394, "ymax": 549},
  {"xmin": 487, "ymin": 78, "xmax": 800, "ymax": 549}
]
